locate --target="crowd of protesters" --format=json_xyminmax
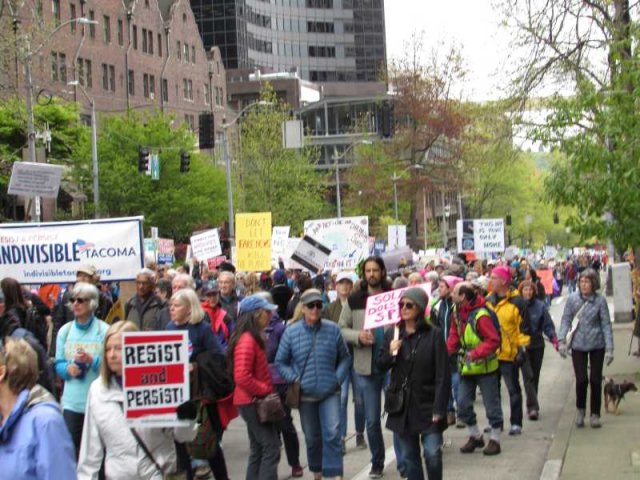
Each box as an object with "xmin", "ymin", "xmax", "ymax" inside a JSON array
[{"xmin": 0, "ymin": 248, "xmax": 617, "ymax": 480}]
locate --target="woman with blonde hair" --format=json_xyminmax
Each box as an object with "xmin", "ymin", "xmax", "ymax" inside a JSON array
[
  {"xmin": 78, "ymin": 321, "xmax": 197, "ymax": 479},
  {"xmin": 0, "ymin": 337, "xmax": 76, "ymax": 479}
]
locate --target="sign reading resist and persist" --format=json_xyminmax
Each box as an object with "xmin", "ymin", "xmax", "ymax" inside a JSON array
[
  {"xmin": 363, "ymin": 282, "xmax": 432, "ymax": 330},
  {"xmin": 456, "ymin": 218, "xmax": 505, "ymax": 253},
  {"xmin": 122, "ymin": 331, "xmax": 190, "ymax": 427},
  {"xmin": 0, "ymin": 217, "xmax": 144, "ymax": 283},
  {"xmin": 190, "ymin": 229, "xmax": 222, "ymax": 261}
]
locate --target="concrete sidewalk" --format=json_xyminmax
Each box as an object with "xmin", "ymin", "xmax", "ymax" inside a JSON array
[{"xmin": 543, "ymin": 323, "xmax": 640, "ymax": 480}]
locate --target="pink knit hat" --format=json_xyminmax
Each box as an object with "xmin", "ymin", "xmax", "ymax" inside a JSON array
[
  {"xmin": 492, "ymin": 265, "xmax": 511, "ymax": 282},
  {"xmin": 442, "ymin": 275, "xmax": 463, "ymax": 289}
]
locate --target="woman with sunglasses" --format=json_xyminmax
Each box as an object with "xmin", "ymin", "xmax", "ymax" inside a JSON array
[
  {"xmin": 276, "ymin": 288, "xmax": 351, "ymax": 480},
  {"xmin": 377, "ymin": 288, "xmax": 451, "ymax": 480},
  {"xmin": 53, "ymin": 282, "xmax": 109, "ymax": 457}
]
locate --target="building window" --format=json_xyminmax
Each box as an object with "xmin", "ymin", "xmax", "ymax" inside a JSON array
[
  {"xmin": 157, "ymin": 33, "xmax": 162, "ymax": 57},
  {"xmin": 176, "ymin": 41, "xmax": 181, "ymax": 60},
  {"xmin": 149, "ymin": 75, "xmax": 155, "ymax": 97},
  {"xmin": 128, "ymin": 70, "xmax": 135, "ymax": 95},
  {"xmin": 148, "ymin": 30, "xmax": 153, "ymax": 55},
  {"xmin": 183, "ymin": 78, "xmax": 193, "ymax": 101},
  {"xmin": 162, "ymin": 78, "xmax": 168, "ymax": 102},
  {"xmin": 133, "ymin": 25, "xmax": 138, "ymax": 49},
  {"xmin": 184, "ymin": 114, "xmax": 194, "ymax": 131},
  {"xmin": 70, "ymin": 3, "xmax": 77, "ymax": 33},
  {"xmin": 109, "ymin": 65, "xmax": 115, "ymax": 91},
  {"xmin": 308, "ymin": 46, "xmax": 336, "ymax": 57},
  {"xmin": 307, "ymin": 21, "xmax": 334, "ymax": 33},
  {"xmin": 117, "ymin": 19, "xmax": 124, "ymax": 46},
  {"xmin": 142, "ymin": 28, "xmax": 148, "ymax": 53},
  {"xmin": 143, "ymin": 73, "xmax": 149, "ymax": 98},
  {"xmin": 184, "ymin": 44, "xmax": 189, "ymax": 63},
  {"xmin": 85, "ymin": 59, "xmax": 92, "ymax": 87},
  {"xmin": 306, "ymin": 0, "xmax": 332, "ymax": 7},
  {"xmin": 51, "ymin": 52, "xmax": 58, "ymax": 81},
  {"xmin": 89, "ymin": 10, "xmax": 96, "ymax": 38},
  {"xmin": 204, "ymin": 85, "xmax": 210, "ymax": 105},
  {"xmin": 101, "ymin": 63, "xmax": 108, "ymax": 90},
  {"xmin": 77, "ymin": 57, "xmax": 92, "ymax": 88},
  {"xmin": 50, "ymin": 52, "xmax": 66, "ymax": 82},
  {"xmin": 103, "ymin": 15, "xmax": 111, "ymax": 43},
  {"xmin": 192, "ymin": 46, "xmax": 196, "ymax": 64},
  {"xmin": 52, "ymin": 0, "xmax": 61, "ymax": 26}
]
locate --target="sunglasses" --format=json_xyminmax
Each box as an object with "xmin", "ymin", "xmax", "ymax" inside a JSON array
[
  {"xmin": 71, "ymin": 297, "xmax": 88, "ymax": 304},
  {"xmin": 399, "ymin": 301, "xmax": 416, "ymax": 310},
  {"xmin": 305, "ymin": 301, "xmax": 323, "ymax": 310}
]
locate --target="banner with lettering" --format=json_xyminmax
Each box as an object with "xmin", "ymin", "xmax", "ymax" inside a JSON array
[
  {"xmin": 303, "ymin": 216, "xmax": 369, "ymax": 269},
  {"xmin": 456, "ymin": 219, "xmax": 505, "ymax": 253},
  {"xmin": 363, "ymin": 282, "xmax": 433, "ymax": 330},
  {"xmin": 236, "ymin": 212, "xmax": 272, "ymax": 271},
  {"xmin": 0, "ymin": 217, "xmax": 144, "ymax": 283},
  {"xmin": 122, "ymin": 331, "xmax": 190, "ymax": 427}
]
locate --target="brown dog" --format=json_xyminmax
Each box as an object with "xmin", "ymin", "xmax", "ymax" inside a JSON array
[{"xmin": 604, "ymin": 378, "xmax": 637, "ymax": 415}]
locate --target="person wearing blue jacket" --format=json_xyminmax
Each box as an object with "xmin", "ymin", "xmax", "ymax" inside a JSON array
[
  {"xmin": 1, "ymin": 337, "xmax": 76, "ymax": 480},
  {"xmin": 54, "ymin": 282, "xmax": 109, "ymax": 457},
  {"xmin": 276, "ymin": 288, "xmax": 351, "ymax": 480}
]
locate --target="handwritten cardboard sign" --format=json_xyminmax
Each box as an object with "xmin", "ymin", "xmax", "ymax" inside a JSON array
[
  {"xmin": 363, "ymin": 282, "xmax": 432, "ymax": 330},
  {"xmin": 235, "ymin": 212, "xmax": 272, "ymax": 271},
  {"xmin": 190, "ymin": 229, "xmax": 222, "ymax": 261},
  {"xmin": 303, "ymin": 216, "xmax": 369, "ymax": 269},
  {"xmin": 122, "ymin": 331, "xmax": 190, "ymax": 427},
  {"xmin": 456, "ymin": 218, "xmax": 505, "ymax": 253}
]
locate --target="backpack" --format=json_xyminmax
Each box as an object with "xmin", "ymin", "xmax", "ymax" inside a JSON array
[
  {"xmin": 24, "ymin": 307, "xmax": 49, "ymax": 353},
  {"xmin": 467, "ymin": 307, "xmax": 502, "ymax": 350}
]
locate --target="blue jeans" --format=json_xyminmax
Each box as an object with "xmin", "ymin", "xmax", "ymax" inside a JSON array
[
  {"xmin": 446, "ymin": 370, "xmax": 460, "ymax": 414},
  {"xmin": 340, "ymin": 367, "xmax": 365, "ymax": 439},
  {"xmin": 393, "ymin": 432, "xmax": 407, "ymax": 476},
  {"xmin": 397, "ymin": 431, "xmax": 443, "ymax": 480},
  {"xmin": 499, "ymin": 360, "xmax": 523, "ymax": 427},
  {"xmin": 299, "ymin": 394, "xmax": 343, "ymax": 477},
  {"xmin": 354, "ymin": 373, "xmax": 385, "ymax": 469},
  {"xmin": 457, "ymin": 371, "xmax": 503, "ymax": 429}
]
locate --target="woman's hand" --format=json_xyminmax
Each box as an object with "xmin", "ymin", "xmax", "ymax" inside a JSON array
[
  {"xmin": 76, "ymin": 351, "xmax": 93, "ymax": 366},
  {"xmin": 67, "ymin": 363, "xmax": 81, "ymax": 377},
  {"xmin": 390, "ymin": 339, "xmax": 402, "ymax": 354}
]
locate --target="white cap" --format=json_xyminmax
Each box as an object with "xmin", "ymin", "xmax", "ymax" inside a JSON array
[{"xmin": 336, "ymin": 271, "xmax": 356, "ymax": 284}]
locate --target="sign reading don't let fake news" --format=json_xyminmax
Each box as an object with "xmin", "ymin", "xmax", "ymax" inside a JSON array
[{"xmin": 0, "ymin": 217, "xmax": 144, "ymax": 283}]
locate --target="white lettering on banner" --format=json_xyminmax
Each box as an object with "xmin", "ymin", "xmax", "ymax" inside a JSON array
[
  {"xmin": 363, "ymin": 283, "xmax": 432, "ymax": 330},
  {"xmin": 0, "ymin": 217, "xmax": 143, "ymax": 283}
]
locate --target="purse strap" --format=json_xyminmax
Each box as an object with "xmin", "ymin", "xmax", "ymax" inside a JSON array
[
  {"xmin": 118, "ymin": 402, "xmax": 166, "ymax": 476},
  {"xmin": 400, "ymin": 333, "xmax": 422, "ymax": 388}
]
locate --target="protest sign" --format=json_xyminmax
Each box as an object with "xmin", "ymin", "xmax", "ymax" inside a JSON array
[
  {"xmin": 0, "ymin": 217, "xmax": 144, "ymax": 283},
  {"xmin": 236, "ymin": 212, "xmax": 272, "ymax": 271},
  {"xmin": 381, "ymin": 246, "xmax": 414, "ymax": 275},
  {"xmin": 122, "ymin": 331, "xmax": 190, "ymax": 427},
  {"xmin": 284, "ymin": 238, "xmax": 305, "ymax": 270},
  {"xmin": 291, "ymin": 235, "xmax": 331, "ymax": 272},
  {"xmin": 387, "ymin": 225, "xmax": 407, "ymax": 250},
  {"xmin": 207, "ymin": 255, "xmax": 227, "ymax": 270},
  {"xmin": 190, "ymin": 229, "xmax": 222, "ymax": 261},
  {"xmin": 304, "ymin": 216, "xmax": 369, "ymax": 269},
  {"xmin": 158, "ymin": 238, "xmax": 175, "ymax": 265},
  {"xmin": 537, "ymin": 269, "xmax": 554, "ymax": 295},
  {"xmin": 456, "ymin": 219, "xmax": 505, "ymax": 252},
  {"xmin": 272, "ymin": 226, "xmax": 290, "ymax": 266},
  {"xmin": 363, "ymin": 283, "xmax": 432, "ymax": 330},
  {"xmin": 8, "ymin": 161, "xmax": 64, "ymax": 198}
]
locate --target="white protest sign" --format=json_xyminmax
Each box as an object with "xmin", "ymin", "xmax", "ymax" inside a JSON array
[
  {"xmin": 456, "ymin": 218, "xmax": 505, "ymax": 253},
  {"xmin": 271, "ymin": 226, "xmax": 290, "ymax": 265},
  {"xmin": 363, "ymin": 283, "xmax": 433, "ymax": 330},
  {"xmin": 8, "ymin": 161, "xmax": 64, "ymax": 198},
  {"xmin": 122, "ymin": 331, "xmax": 190, "ymax": 427},
  {"xmin": 284, "ymin": 238, "xmax": 305, "ymax": 270},
  {"xmin": 190, "ymin": 229, "xmax": 222, "ymax": 261},
  {"xmin": 387, "ymin": 225, "xmax": 407, "ymax": 250},
  {"xmin": 0, "ymin": 217, "xmax": 144, "ymax": 283},
  {"xmin": 304, "ymin": 216, "xmax": 369, "ymax": 269},
  {"xmin": 291, "ymin": 235, "xmax": 331, "ymax": 272}
]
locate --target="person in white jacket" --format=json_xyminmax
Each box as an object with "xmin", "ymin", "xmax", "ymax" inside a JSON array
[{"xmin": 77, "ymin": 321, "xmax": 197, "ymax": 479}]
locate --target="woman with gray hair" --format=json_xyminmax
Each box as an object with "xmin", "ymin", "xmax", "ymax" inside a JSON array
[{"xmin": 53, "ymin": 282, "xmax": 109, "ymax": 457}]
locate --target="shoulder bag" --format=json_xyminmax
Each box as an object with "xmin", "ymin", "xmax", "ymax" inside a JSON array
[
  {"xmin": 285, "ymin": 326, "xmax": 319, "ymax": 409},
  {"xmin": 254, "ymin": 392, "xmax": 286, "ymax": 423},
  {"xmin": 566, "ymin": 301, "xmax": 587, "ymax": 349},
  {"xmin": 384, "ymin": 334, "xmax": 422, "ymax": 415}
]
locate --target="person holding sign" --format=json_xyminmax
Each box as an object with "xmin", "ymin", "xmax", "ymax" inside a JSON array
[
  {"xmin": 78, "ymin": 321, "xmax": 197, "ymax": 479},
  {"xmin": 377, "ymin": 288, "xmax": 451, "ymax": 480},
  {"xmin": 339, "ymin": 257, "xmax": 391, "ymax": 479}
]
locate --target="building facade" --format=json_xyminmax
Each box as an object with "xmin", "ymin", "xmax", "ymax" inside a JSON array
[{"xmin": 190, "ymin": 0, "xmax": 386, "ymax": 82}]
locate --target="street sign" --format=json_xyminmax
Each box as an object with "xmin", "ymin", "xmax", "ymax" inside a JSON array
[{"xmin": 8, "ymin": 161, "xmax": 64, "ymax": 199}]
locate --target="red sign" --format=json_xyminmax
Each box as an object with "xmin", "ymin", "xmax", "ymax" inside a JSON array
[
  {"xmin": 207, "ymin": 255, "xmax": 227, "ymax": 270},
  {"xmin": 122, "ymin": 331, "xmax": 190, "ymax": 427}
]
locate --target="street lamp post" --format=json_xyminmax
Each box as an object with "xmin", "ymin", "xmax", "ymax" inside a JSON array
[
  {"xmin": 332, "ymin": 140, "xmax": 371, "ymax": 218},
  {"xmin": 222, "ymin": 101, "xmax": 272, "ymax": 242},
  {"xmin": 391, "ymin": 164, "xmax": 424, "ymax": 247},
  {"xmin": 23, "ymin": 17, "xmax": 97, "ymax": 221}
]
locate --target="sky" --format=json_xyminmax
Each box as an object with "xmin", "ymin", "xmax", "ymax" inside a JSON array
[{"xmin": 384, "ymin": 0, "xmax": 512, "ymax": 101}]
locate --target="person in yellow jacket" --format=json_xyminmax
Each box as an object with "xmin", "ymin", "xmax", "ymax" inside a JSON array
[{"xmin": 486, "ymin": 266, "xmax": 530, "ymax": 436}]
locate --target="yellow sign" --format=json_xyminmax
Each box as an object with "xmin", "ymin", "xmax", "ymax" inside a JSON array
[{"xmin": 235, "ymin": 212, "xmax": 272, "ymax": 271}]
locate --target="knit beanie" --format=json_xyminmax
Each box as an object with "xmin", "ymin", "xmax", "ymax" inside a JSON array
[{"xmin": 401, "ymin": 288, "xmax": 429, "ymax": 315}]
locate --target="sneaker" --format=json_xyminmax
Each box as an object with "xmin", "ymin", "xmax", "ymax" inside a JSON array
[
  {"xmin": 509, "ymin": 425, "xmax": 522, "ymax": 436},
  {"xmin": 194, "ymin": 465, "xmax": 213, "ymax": 480},
  {"xmin": 482, "ymin": 439, "xmax": 501, "ymax": 456},
  {"xmin": 368, "ymin": 467, "xmax": 384, "ymax": 478},
  {"xmin": 575, "ymin": 409, "xmax": 585, "ymax": 428},
  {"xmin": 447, "ymin": 412, "xmax": 456, "ymax": 426},
  {"xmin": 456, "ymin": 418, "xmax": 466, "ymax": 429},
  {"xmin": 356, "ymin": 433, "xmax": 367, "ymax": 450},
  {"xmin": 528, "ymin": 410, "xmax": 539, "ymax": 421},
  {"xmin": 292, "ymin": 465, "xmax": 304, "ymax": 478},
  {"xmin": 590, "ymin": 414, "xmax": 601, "ymax": 429},
  {"xmin": 460, "ymin": 436, "xmax": 485, "ymax": 453}
]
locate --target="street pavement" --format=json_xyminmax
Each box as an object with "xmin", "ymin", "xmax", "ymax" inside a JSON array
[{"xmin": 220, "ymin": 292, "xmax": 640, "ymax": 479}]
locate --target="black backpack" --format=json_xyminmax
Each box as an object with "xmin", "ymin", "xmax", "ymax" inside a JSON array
[{"xmin": 24, "ymin": 307, "xmax": 49, "ymax": 353}]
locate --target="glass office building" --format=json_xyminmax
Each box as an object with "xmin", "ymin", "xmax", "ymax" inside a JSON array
[{"xmin": 190, "ymin": 0, "xmax": 386, "ymax": 82}]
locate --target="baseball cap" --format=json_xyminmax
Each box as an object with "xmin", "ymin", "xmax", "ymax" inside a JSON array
[
  {"xmin": 238, "ymin": 294, "xmax": 278, "ymax": 314},
  {"xmin": 77, "ymin": 264, "xmax": 97, "ymax": 276},
  {"xmin": 300, "ymin": 288, "xmax": 323, "ymax": 306},
  {"xmin": 336, "ymin": 271, "xmax": 355, "ymax": 284}
]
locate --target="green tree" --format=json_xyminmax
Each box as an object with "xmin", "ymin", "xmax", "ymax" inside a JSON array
[
  {"xmin": 91, "ymin": 111, "xmax": 227, "ymax": 241},
  {"xmin": 235, "ymin": 84, "xmax": 328, "ymax": 233}
]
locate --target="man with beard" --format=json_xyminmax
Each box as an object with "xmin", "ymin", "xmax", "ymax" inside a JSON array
[{"xmin": 339, "ymin": 257, "xmax": 391, "ymax": 478}]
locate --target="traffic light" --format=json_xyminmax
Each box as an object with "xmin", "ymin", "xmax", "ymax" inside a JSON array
[
  {"xmin": 180, "ymin": 151, "xmax": 190, "ymax": 173},
  {"xmin": 199, "ymin": 112, "xmax": 214, "ymax": 149},
  {"xmin": 506, "ymin": 214, "xmax": 512, "ymax": 226},
  {"xmin": 138, "ymin": 147, "xmax": 149, "ymax": 173},
  {"xmin": 553, "ymin": 212, "xmax": 559, "ymax": 224}
]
